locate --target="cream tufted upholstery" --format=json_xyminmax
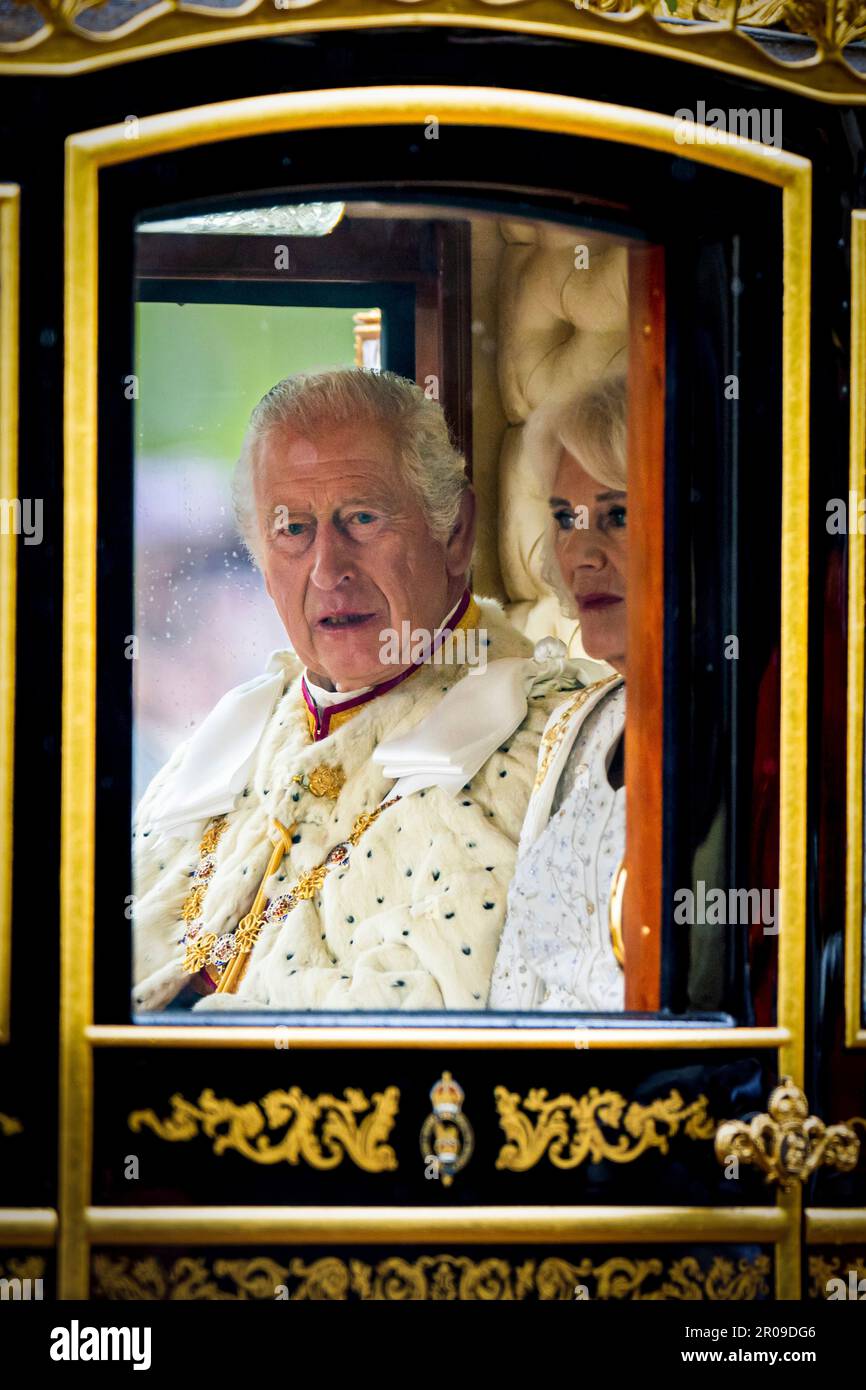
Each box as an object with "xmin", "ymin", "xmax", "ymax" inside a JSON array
[{"xmin": 493, "ymin": 220, "xmax": 629, "ymax": 652}]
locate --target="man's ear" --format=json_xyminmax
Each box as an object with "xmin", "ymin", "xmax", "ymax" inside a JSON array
[{"xmin": 445, "ymin": 488, "xmax": 477, "ymax": 577}]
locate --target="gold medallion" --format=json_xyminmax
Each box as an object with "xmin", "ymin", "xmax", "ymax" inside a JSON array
[{"xmin": 293, "ymin": 765, "xmax": 346, "ymax": 799}]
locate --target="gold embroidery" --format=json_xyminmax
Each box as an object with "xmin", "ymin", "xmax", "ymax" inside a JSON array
[
  {"xmin": 302, "ymin": 595, "xmax": 482, "ymax": 741},
  {"xmin": 129, "ymin": 1086, "xmax": 400, "ymax": 1172},
  {"xmin": 532, "ymin": 676, "xmax": 619, "ymax": 794},
  {"xmin": 494, "ymin": 1085, "xmax": 715, "ymax": 1172},
  {"xmin": 303, "ymin": 701, "xmax": 368, "ymax": 741},
  {"xmin": 91, "ymin": 1251, "xmax": 770, "ymax": 1301}
]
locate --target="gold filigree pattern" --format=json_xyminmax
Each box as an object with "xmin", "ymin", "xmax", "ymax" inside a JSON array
[
  {"xmin": 5, "ymin": 0, "xmax": 866, "ymax": 98},
  {"xmin": 91, "ymin": 1251, "xmax": 771, "ymax": 1300},
  {"xmin": 0, "ymin": 1256, "xmax": 46, "ymax": 1284},
  {"xmin": 714, "ymin": 1077, "xmax": 861, "ymax": 1189},
  {"xmin": 0, "ymin": 1111, "xmax": 23, "ymax": 1136},
  {"xmin": 292, "ymin": 865, "xmax": 327, "ymax": 901},
  {"xmin": 128, "ymin": 1085, "xmax": 400, "ymax": 1172},
  {"xmin": 495, "ymin": 1084, "xmax": 715, "ymax": 1171},
  {"xmin": 807, "ymin": 1253, "xmax": 866, "ymax": 1299},
  {"xmin": 784, "ymin": 0, "xmax": 866, "ymax": 51}
]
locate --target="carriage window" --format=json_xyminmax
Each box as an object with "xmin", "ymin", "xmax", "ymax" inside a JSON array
[{"xmin": 126, "ymin": 194, "xmax": 779, "ymax": 1024}]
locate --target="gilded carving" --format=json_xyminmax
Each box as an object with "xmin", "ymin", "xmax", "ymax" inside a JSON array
[
  {"xmin": 5, "ymin": 0, "xmax": 866, "ymax": 99},
  {"xmin": 783, "ymin": 0, "xmax": 866, "ymax": 51},
  {"xmin": 807, "ymin": 1254, "xmax": 866, "ymax": 1299},
  {"xmin": 714, "ymin": 1077, "xmax": 861, "ymax": 1189},
  {"xmin": 91, "ymin": 1251, "xmax": 771, "ymax": 1300},
  {"xmin": 128, "ymin": 1085, "xmax": 399, "ymax": 1173},
  {"xmin": 0, "ymin": 1255, "xmax": 46, "ymax": 1282},
  {"xmin": 494, "ymin": 1084, "xmax": 715, "ymax": 1171}
]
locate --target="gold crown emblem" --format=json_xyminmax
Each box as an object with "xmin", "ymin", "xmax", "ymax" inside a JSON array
[{"xmin": 430, "ymin": 1071, "xmax": 464, "ymax": 1117}]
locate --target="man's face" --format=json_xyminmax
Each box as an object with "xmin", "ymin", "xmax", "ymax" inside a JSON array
[{"xmin": 254, "ymin": 419, "xmax": 475, "ymax": 691}]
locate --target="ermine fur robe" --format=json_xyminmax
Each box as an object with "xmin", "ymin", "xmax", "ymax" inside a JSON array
[{"xmin": 132, "ymin": 597, "xmax": 581, "ymax": 1012}]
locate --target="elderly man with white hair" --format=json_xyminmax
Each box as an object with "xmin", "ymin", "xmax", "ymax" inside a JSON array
[{"xmin": 132, "ymin": 368, "xmax": 598, "ymax": 1013}]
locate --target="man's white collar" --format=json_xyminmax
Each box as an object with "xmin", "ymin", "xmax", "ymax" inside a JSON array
[
  {"xmin": 140, "ymin": 630, "xmax": 608, "ymax": 841},
  {"xmin": 302, "ymin": 592, "xmax": 466, "ymax": 712}
]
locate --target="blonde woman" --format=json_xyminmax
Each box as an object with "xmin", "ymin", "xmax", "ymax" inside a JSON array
[{"xmin": 489, "ymin": 377, "xmax": 627, "ymax": 1011}]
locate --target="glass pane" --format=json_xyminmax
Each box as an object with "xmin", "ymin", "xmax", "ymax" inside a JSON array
[{"xmin": 125, "ymin": 188, "xmax": 771, "ymax": 1023}]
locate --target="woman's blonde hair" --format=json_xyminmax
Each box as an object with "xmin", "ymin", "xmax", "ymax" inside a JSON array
[{"xmin": 529, "ymin": 375, "xmax": 628, "ymax": 618}]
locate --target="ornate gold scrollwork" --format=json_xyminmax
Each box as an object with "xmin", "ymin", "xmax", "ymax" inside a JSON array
[
  {"xmin": 807, "ymin": 1254, "xmax": 866, "ymax": 1300},
  {"xmin": 91, "ymin": 1251, "xmax": 771, "ymax": 1300},
  {"xmin": 419, "ymin": 1072, "xmax": 474, "ymax": 1187},
  {"xmin": 494, "ymin": 1085, "xmax": 714, "ymax": 1172},
  {"xmin": 0, "ymin": 1112, "xmax": 22, "ymax": 1136},
  {"xmin": 128, "ymin": 1086, "xmax": 399, "ymax": 1173},
  {"xmin": 714, "ymin": 1077, "xmax": 862, "ymax": 1188},
  {"xmin": 6, "ymin": 0, "xmax": 866, "ymax": 98},
  {"xmin": 0, "ymin": 1255, "xmax": 46, "ymax": 1284}
]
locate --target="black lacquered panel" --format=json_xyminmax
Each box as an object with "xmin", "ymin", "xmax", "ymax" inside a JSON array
[{"xmin": 93, "ymin": 1047, "xmax": 775, "ymax": 1207}]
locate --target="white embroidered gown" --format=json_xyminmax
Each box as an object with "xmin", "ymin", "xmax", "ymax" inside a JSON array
[{"xmin": 488, "ymin": 676, "xmax": 625, "ymax": 1011}]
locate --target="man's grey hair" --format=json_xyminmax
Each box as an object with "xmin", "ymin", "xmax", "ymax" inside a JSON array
[
  {"xmin": 528, "ymin": 375, "xmax": 628, "ymax": 619},
  {"xmin": 233, "ymin": 368, "xmax": 470, "ymax": 566}
]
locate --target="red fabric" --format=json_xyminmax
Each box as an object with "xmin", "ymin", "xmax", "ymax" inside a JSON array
[{"xmin": 749, "ymin": 648, "xmax": 780, "ymax": 1025}]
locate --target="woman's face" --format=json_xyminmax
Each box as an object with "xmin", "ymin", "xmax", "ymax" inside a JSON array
[{"xmin": 550, "ymin": 447, "xmax": 627, "ymax": 675}]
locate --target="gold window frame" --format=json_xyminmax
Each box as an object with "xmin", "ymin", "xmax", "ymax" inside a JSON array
[
  {"xmin": 62, "ymin": 85, "xmax": 811, "ymax": 1299},
  {"xmin": 0, "ymin": 184, "xmax": 19, "ymax": 1047},
  {"xmin": 846, "ymin": 210, "xmax": 866, "ymax": 1049}
]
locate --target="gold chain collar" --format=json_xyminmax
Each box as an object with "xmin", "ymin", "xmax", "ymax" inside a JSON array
[{"xmin": 180, "ymin": 791, "xmax": 401, "ymax": 989}]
